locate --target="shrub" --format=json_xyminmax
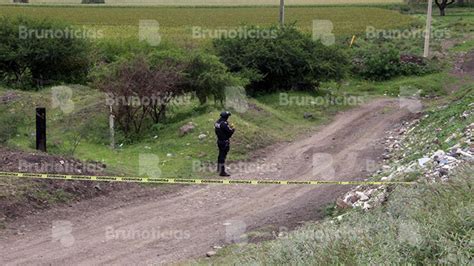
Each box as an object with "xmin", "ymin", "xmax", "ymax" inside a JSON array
[
  {"xmin": 0, "ymin": 16, "xmax": 91, "ymax": 89},
  {"xmin": 93, "ymin": 38, "xmax": 157, "ymax": 65},
  {"xmin": 94, "ymin": 41, "xmax": 245, "ymax": 105},
  {"xmin": 213, "ymin": 25, "xmax": 349, "ymax": 95},
  {"xmin": 352, "ymin": 47, "xmax": 402, "ymax": 80},
  {"xmin": 182, "ymin": 52, "xmax": 247, "ymax": 105},
  {"xmin": 92, "ymin": 41, "xmax": 247, "ymax": 140},
  {"xmin": 352, "ymin": 45, "xmax": 437, "ymax": 81},
  {"xmin": 95, "ymin": 54, "xmax": 185, "ymax": 139},
  {"xmin": 144, "ymin": 48, "xmax": 247, "ymax": 105}
]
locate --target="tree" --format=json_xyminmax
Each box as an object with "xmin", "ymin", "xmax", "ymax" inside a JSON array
[
  {"xmin": 435, "ymin": 0, "xmax": 456, "ymax": 16},
  {"xmin": 148, "ymin": 49, "xmax": 246, "ymax": 105},
  {"xmin": 0, "ymin": 16, "xmax": 91, "ymax": 89},
  {"xmin": 183, "ymin": 53, "xmax": 246, "ymax": 105},
  {"xmin": 95, "ymin": 55, "xmax": 185, "ymax": 139}
]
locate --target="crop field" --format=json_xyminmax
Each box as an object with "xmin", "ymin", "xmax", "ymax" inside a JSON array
[
  {"xmin": 0, "ymin": 0, "xmax": 403, "ymax": 5},
  {"xmin": 0, "ymin": 5, "xmax": 414, "ymax": 43}
]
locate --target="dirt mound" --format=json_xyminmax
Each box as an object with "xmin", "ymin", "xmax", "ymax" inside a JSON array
[
  {"xmin": 0, "ymin": 147, "xmax": 139, "ymax": 220},
  {"xmin": 0, "ymin": 147, "xmax": 105, "ymax": 174}
]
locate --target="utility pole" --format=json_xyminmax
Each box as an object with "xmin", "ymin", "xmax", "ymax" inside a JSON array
[
  {"xmin": 423, "ymin": 0, "xmax": 433, "ymax": 58},
  {"xmin": 279, "ymin": 0, "xmax": 285, "ymax": 26}
]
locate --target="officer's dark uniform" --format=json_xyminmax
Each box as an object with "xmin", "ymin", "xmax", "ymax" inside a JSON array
[{"xmin": 215, "ymin": 111, "xmax": 235, "ymax": 176}]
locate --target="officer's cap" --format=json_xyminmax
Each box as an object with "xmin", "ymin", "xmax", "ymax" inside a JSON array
[{"xmin": 220, "ymin": 111, "xmax": 231, "ymax": 119}]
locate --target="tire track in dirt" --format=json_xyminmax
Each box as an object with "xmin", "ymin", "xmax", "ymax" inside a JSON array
[{"xmin": 0, "ymin": 98, "xmax": 416, "ymax": 265}]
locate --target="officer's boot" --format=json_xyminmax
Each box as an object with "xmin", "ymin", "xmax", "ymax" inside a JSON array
[{"xmin": 219, "ymin": 164, "xmax": 230, "ymax": 177}]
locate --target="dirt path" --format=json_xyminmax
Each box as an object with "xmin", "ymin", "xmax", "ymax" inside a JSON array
[{"xmin": 0, "ymin": 98, "xmax": 416, "ymax": 265}]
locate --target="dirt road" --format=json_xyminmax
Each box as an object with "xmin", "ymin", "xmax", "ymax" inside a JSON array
[{"xmin": 0, "ymin": 98, "xmax": 416, "ymax": 265}]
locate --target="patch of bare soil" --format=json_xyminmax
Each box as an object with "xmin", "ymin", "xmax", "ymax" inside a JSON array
[
  {"xmin": 0, "ymin": 98, "xmax": 417, "ymax": 264},
  {"xmin": 0, "ymin": 148, "xmax": 151, "ymax": 220},
  {"xmin": 0, "ymin": 92, "xmax": 19, "ymax": 104}
]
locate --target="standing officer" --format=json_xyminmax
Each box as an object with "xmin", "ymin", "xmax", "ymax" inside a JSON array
[{"xmin": 215, "ymin": 111, "xmax": 235, "ymax": 176}]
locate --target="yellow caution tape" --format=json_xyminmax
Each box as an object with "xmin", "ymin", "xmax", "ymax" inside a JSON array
[{"xmin": 0, "ymin": 171, "xmax": 415, "ymax": 185}]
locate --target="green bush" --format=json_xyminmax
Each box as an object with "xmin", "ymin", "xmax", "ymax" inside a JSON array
[
  {"xmin": 352, "ymin": 45, "xmax": 437, "ymax": 81},
  {"xmin": 93, "ymin": 40, "xmax": 244, "ymax": 106},
  {"xmin": 0, "ymin": 16, "xmax": 91, "ymax": 89},
  {"xmin": 94, "ymin": 53, "xmax": 186, "ymax": 139},
  {"xmin": 213, "ymin": 25, "xmax": 349, "ymax": 95},
  {"xmin": 355, "ymin": 47, "xmax": 401, "ymax": 80},
  {"xmin": 93, "ymin": 38, "xmax": 158, "ymax": 65},
  {"xmin": 148, "ymin": 49, "xmax": 247, "ymax": 104},
  {"xmin": 93, "ymin": 46, "xmax": 244, "ymax": 140},
  {"xmin": 182, "ymin": 52, "xmax": 248, "ymax": 105}
]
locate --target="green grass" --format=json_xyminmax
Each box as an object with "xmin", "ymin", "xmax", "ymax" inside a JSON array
[
  {"xmin": 453, "ymin": 38, "xmax": 474, "ymax": 52},
  {"xmin": 0, "ymin": 5, "xmax": 415, "ymax": 43},
  {"xmin": 0, "ymin": 0, "xmax": 403, "ymax": 6},
  {"xmin": 443, "ymin": 8, "xmax": 474, "ymax": 52},
  {"xmin": 333, "ymin": 73, "xmax": 452, "ymax": 97}
]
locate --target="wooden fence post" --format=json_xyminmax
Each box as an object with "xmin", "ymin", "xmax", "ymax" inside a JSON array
[{"xmin": 36, "ymin": 107, "xmax": 46, "ymax": 152}]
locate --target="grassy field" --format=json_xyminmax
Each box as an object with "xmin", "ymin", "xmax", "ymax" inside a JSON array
[
  {"xmin": 0, "ymin": 0, "xmax": 403, "ymax": 5},
  {"xmin": 0, "ymin": 5, "xmax": 415, "ymax": 42}
]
